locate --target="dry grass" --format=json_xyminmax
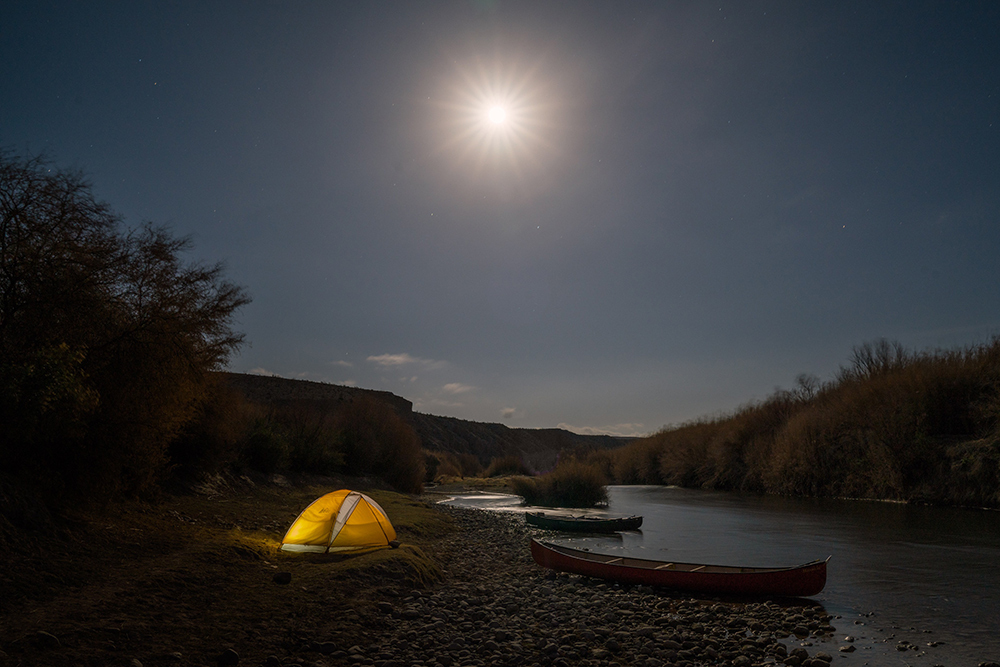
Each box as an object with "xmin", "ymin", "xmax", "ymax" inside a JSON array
[{"xmin": 600, "ymin": 338, "xmax": 1000, "ymax": 507}]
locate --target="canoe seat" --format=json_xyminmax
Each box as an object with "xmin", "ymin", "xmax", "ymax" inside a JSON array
[
  {"xmin": 691, "ymin": 565, "xmax": 706, "ymax": 572},
  {"xmin": 606, "ymin": 557, "xmax": 623, "ymax": 564},
  {"xmin": 654, "ymin": 563, "xmax": 675, "ymax": 570}
]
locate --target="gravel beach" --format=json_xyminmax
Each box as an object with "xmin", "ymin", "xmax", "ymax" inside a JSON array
[{"xmin": 346, "ymin": 505, "xmax": 847, "ymax": 667}]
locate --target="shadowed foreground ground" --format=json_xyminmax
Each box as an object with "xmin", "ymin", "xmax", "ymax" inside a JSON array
[
  {"xmin": 0, "ymin": 476, "xmax": 953, "ymax": 667},
  {"xmin": 0, "ymin": 475, "xmax": 449, "ymax": 667}
]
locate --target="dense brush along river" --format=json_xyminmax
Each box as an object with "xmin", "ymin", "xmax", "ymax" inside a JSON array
[{"xmin": 441, "ymin": 485, "xmax": 1000, "ymax": 666}]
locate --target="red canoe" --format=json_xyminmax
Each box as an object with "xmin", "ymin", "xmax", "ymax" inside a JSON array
[{"xmin": 530, "ymin": 539, "xmax": 829, "ymax": 597}]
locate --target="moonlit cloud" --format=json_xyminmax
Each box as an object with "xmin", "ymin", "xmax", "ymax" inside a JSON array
[
  {"xmin": 332, "ymin": 360, "xmax": 353, "ymax": 368},
  {"xmin": 501, "ymin": 407, "xmax": 517, "ymax": 420},
  {"xmin": 557, "ymin": 423, "xmax": 647, "ymax": 438},
  {"xmin": 367, "ymin": 353, "xmax": 446, "ymax": 369},
  {"xmin": 443, "ymin": 382, "xmax": 474, "ymax": 394},
  {"xmin": 248, "ymin": 368, "xmax": 281, "ymax": 377}
]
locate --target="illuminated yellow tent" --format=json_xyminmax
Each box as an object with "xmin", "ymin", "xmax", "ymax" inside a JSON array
[{"xmin": 281, "ymin": 489, "xmax": 397, "ymax": 553}]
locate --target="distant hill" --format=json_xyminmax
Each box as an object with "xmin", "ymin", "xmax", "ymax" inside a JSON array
[
  {"xmin": 406, "ymin": 412, "xmax": 629, "ymax": 471},
  {"xmin": 218, "ymin": 372, "xmax": 631, "ymax": 470}
]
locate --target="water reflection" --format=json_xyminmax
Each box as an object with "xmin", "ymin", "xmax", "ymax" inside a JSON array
[{"xmin": 440, "ymin": 484, "xmax": 1000, "ymax": 665}]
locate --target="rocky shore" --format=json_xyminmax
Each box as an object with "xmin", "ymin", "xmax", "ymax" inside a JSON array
[
  {"xmin": 5, "ymin": 483, "xmax": 991, "ymax": 667},
  {"xmin": 334, "ymin": 506, "xmax": 847, "ymax": 667}
]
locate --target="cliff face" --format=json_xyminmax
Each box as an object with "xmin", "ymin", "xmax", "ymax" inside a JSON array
[
  {"xmin": 218, "ymin": 372, "xmax": 630, "ymax": 468},
  {"xmin": 218, "ymin": 372, "xmax": 413, "ymax": 415}
]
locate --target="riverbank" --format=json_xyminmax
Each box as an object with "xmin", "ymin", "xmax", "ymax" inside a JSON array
[
  {"xmin": 0, "ymin": 476, "xmax": 974, "ymax": 667},
  {"xmin": 378, "ymin": 505, "xmax": 847, "ymax": 667},
  {"xmin": 599, "ymin": 340, "xmax": 1000, "ymax": 510}
]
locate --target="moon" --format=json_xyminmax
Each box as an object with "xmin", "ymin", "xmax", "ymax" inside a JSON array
[
  {"xmin": 488, "ymin": 106, "xmax": 507, "ymax": 125},
  {"xmin": 431, "ymin": 55, "xmax": 561, "ymax": 180}
]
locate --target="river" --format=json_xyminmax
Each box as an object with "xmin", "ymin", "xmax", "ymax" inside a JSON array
[{"xmin": 439, "ymin": 484, "xmax": 1000, "ymax": 666}]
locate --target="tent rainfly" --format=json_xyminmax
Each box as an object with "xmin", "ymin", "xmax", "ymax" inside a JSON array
[{"xmin": 281, "ymin": 489, "xmax": 397, "ymax": 553}]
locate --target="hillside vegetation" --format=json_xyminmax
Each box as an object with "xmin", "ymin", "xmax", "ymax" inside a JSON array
[{"xmin": 596, "ymin": 339, "xmax": 1000, "ymax": 508}]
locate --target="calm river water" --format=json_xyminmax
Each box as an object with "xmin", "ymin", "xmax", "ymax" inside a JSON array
[{"xmin": 440, "ymin": 485, "xmax": 1000, "ymax": 666}]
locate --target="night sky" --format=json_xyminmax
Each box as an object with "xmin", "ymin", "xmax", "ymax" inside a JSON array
[{"xmin": 3, "ymin": 2, "xmax": 998, "ymax": 436}]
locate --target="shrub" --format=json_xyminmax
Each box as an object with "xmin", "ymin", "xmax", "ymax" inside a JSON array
[
  {"xmin": 427, "ymin": 452, "xmax": 462, "ymax": 480},
  {"xmin": 240, "ymin": 420, "xmax": 289, "ymax": 474},
  {"xmin": 944, "ymin": 438, "xmax": 1000, "ymax": 506},
  {"xmin": 283, "ymin": 406, "xmax": 344, "ymax": 475},
  {"xmin": 170, "ymin": 379, "xmax": 255, "ymax": 476},
  {"xmin": 423, "ymin": 451, "xmax": 441, "ymax": 482},
  {"xmin": 512, "ymin": 458, "xmax": 607, "ymax": 508},
  {"xmin": 0, "ymin": 344, "xmax": 99, "ymax": 472},
  {"xmin": 484, "ymin": 455, "xmax": 533, "ymax": 477},
  {"xmin": 611, "ymin": 438, "xmax": 665, "ymax": 485},
  {"xmin": 455, "ymin": 453, "xmax": 484, "ymax": 477},
  {"xmin": 335, "ymin": 396, "xmax": 424, "ymax": 493}
]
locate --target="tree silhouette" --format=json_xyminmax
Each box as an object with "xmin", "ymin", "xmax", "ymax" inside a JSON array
[{"xmin": 1, "ymin": 150, "xmax": 250, "ymax": 501}]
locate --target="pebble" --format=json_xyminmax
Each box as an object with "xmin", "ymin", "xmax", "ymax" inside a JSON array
[{"xmin": 216, "ymin": 647, "xmax": 239, "ymax": 666}]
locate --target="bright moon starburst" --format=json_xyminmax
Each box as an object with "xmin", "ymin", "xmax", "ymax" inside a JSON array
[
  {"xmin": 431, "ymin": 55, "xmax": 560, "ymax": 182},
  {"xmin": 487, "ymin": 106, "xmax": 507, "ymax": 125}
]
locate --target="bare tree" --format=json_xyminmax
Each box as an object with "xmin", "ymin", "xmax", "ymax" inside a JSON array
[{"xmin": 841, "ymin": 339, "xmax": 911, "ymax": 381}]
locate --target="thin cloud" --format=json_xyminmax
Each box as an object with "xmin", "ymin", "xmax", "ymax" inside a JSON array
[
  {"xmin": 331, "ymin": 360, "xmax": 353, "ymax": 368},
  {"xmin": 443, "ymin": 382, "xmax": 474, "ymax": 394},
  {"xmin": 558, "ymin": 422, "xmax": 647, "ymax": 438},
  {"xmin": 367, "ymin": 353, "xmax": 445, "ymax": 369},
  {"xmin": 338, "ymin": 379, "xmax": 357, "ymax": 387},
  {"xmin": 501, "ymin": 407, "xmax": 517, "ymax": 420},
  {"xmin": 248, "ymin": 368, "xmax": 281, "ymax": 377}
]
